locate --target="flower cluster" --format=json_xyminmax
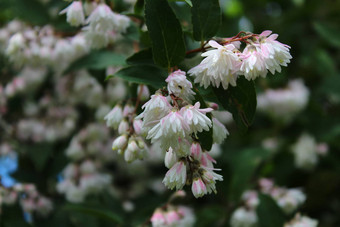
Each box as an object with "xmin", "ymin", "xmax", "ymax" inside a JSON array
[
  {"xmin": 291, "ymin": 133, "xmax": 328, "ymax": 171},
  {"xmin": 230, "ymin": 178, "xmax": 308, "ymax": 227},
  {"xmin": 134, "ymin": 70, "xmax": 227, "ymax": 198},
  {"xmin": 105, "ymin": 98, "xmax": 148, "ymax": 163},
  {"xmin": 0, "ymin": 183, "xmax": 53, "ymax": 218},
  {"xmin": 257, "ymin": 79, "xmax": 310, "ymax": 123},
  {"xmin": 60, "ymin": 1, "xmax": 130, "ymax": 49},
  {"xmin": 2, "ymin": 21, "xmax": 89, "ymax": 72},
  {"xmin": 57, "ymin": 161, "xmax": 111, "ymax": 203},
  {"xmin": 189, "ymin": 31, "xmax": 292, "ymax": 90},
  {"xmin": 151, "ymin": 205, "xmax": 195, "ymax": 227},
  {"xmin": 284, "ymin": 213, "xmax": 318, "ymax": 227}
]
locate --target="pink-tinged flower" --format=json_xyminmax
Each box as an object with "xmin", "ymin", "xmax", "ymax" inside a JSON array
[
  {"xmin": 200, "ymin": 152, "xmax": 216, "ymax": 168},
  {"xmin": 163, "ymin": 160, "xmax": 187, "ymax": 190},
  {"xmin": 166, "ymin": 70, "xmax": 195, "ymax": 102},
  {"xmin": 200, "ymin": 167, "xmax": 223, "ymax": 194},
  {"xmin": 190, "ymin": 142, "xmax": 202, "ymax": 160},
  {"xmin": 147, "ymin": 110, "xmax": 190, "ymax": 149},
  {"xmin": 165, "ymin": 210, "xmax": 181, "ymax": 225},
  {"xmin": 123, "ymin": 104, "xmax": 134, "ymax": 117},
  {"xmin": 284, "ymin": 214, "xmax": 318, "ymax": 227},
  {"xmin": 151, "ymin": 209, "xmax": 167, "ymax": 227},
  {"xmin": 59, "ymin": 1, "xmax": 85, "ymax": 27},
  {"xmin": 112, "ymin": 134, "xmax": 128, "ymax": 151},
  {"xmin": 258, "ymin": 30, "xmax": 292, "ymax": 75},
  {"xmin": 164, "ymin": 147, "xmax": 178, "ymax": 169},
  {"xmin": 242, "ymin": 190, "xmax": 259, "ymax": 209},
  {"xmin": 191, "ymin": 178, "xmax": 207, "ymax": 198},
  {"xmin": 188, "ymin": 40, "xmax": 241, "ymax": 89},
  {"xmin": 240, "ymin": 44, "xmax": 267, "ymax": 80},
  {"xmin": 180, "ymin": 102, "xmax": 213, "ymax": 135},
  {"xmin": 133, "ymin": 119, "xmax": 143, "ymax": 135},
  {"xmin": 212, "ymin": 118, "xmax": 229, "ymax": 144},
  {"xmin": 104, "ymin": 104, "xmax": 123, "ymax": 129}
]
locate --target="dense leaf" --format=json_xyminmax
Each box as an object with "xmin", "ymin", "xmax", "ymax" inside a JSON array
[
  {"xmin": 313, "ymin": 22, "xmax": 340, "ymax": 48},
  {"xmin": 229, "ymin": 148, "xmax": 271, "ymax": 201},
  {"xmin": 23, "ymin": 143, "xmax": 53, "ymax": 171},
  {"xmin": 145, "ymin": 0, "xmax": 186, "ymax": 68},
  {"xmin": 63, "ymin": 204, "xmax": 123, "ymax": 224},
  {"xmin": 65, "ymin": 51, "xmax": 126, "ymax": 74},
  {"xmin": 10, "ymin": 0, "xmax": 49, "ymax": 25},
  {"xmin": 126, "ymin": 48, "xmax": 154, "ymax": 65},
  {"xmin": 107, "ymin": 65, "xmax": 167, "ymax": 88},
  {"xmin": 213, "ymin": 77, "xmax": 257, "ymax": 132},
  {"xmin": 191, "ymin": 0, "xmax": 221, "ymax": 41},
  {"xmin": 256, "ymin": 194, "xmax": 286, "ymax": 227}
]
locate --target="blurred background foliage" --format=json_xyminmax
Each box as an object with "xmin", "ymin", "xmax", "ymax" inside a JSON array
[{"xmin": 0, "ymin": 0, "xmax": 340, "ymax": 226}]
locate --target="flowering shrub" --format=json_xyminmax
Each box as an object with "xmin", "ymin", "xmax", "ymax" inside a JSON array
[{"xmin": 0, "ymin": 0, "xmax": 339, "ymax": 226}]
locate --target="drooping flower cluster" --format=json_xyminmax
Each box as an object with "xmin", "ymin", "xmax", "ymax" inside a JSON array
[
  {"xmin": 291, "ymin": 133, "xmax": 328, "ymax": 171},
  {"xmin": 257, "ymin": 79, "xmax": 310, "ymax": 123},
  {"xmin": 230, "ymin": 178, "xmax": 308, "ymax": 227},
  {"xmin": 134, "ymin": 70, "xmax": 228, "ymax": 198},
  {"xmin": 105, "ymin": 97, "xmax": 149, "ymax": 163},
  {"xmin": 189, "ymin": 31, "xmax": 292, "ymax": 89},
  {"xmin": 60, "ymin": 1, "xmax": 130, "ymax": 49}
]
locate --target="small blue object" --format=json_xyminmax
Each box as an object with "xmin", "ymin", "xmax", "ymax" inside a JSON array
[{"xmin": 0, "ymin": 153, "xmax": 18, "ymax": 187}]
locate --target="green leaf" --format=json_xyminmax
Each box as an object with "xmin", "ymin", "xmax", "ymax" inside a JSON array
[
  {"xmin": 23, "ymin": 143, "xmax": 53, "ymax": 171},
  {"xmin": 107, "ymin": 65, "xmax": 167, "ymax": 88},
  {"xmin": 229, "ymin": 148, "xmax": 271, "ymax": 201},
  {"xmin": 134, "ymin": 0, "xmax": 145, "ymax": 16},
  {"xmin": 63, "ymin": 204, "xmax": 123, "ymax": 224},
  {"xmin": 10, "ymin": 0, "xmax": 49, "ymax": 25},
  {"xmin": 256, "ymin": 194, "xmax": 286, "ymax": 227},
  {"xmin": 126, "ymin": 49, "xmax": 154, "ymax": 65},
  {"xmin": 313, "ymin": 22, "xmax": 340, "ymax": 48},
  {"xmin": 145, "ymin": 0, "xmax": 186, "ymax": 68},
  {"xmin": 65, "ymin": 51, "xmax": 126, "ymax": 74},
  {"xmin": 212, "ymin": 77, "xmax": 257, "ymax": 132},
  {"xmin": 191, "ymin": 0, "xmax": 221, "ymax": 41},
  {"xmin": 193, "ymin": 88, "xmax": 213, "ymax": 150}
]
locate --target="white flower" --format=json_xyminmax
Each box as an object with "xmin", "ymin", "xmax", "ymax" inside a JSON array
[
  {"xmin": 242, "ymin": 190, "xmax": 259, "ymax": 209},
  {"xmin": 212, "ymin": 117, "xmax": 229, "ymax": 144},
  {"xmin": 147, "ymin": 110, "xmax": 190, "ymax": 149},
  {"xmin": 166, "ymin": 70, "xmax": 195, "ymax": 102},
  {"xmin": 84, "ymin": 3, "xmax": 130, "ymax": 48},
  {"xmin": 291, "ymin": 134, "xmax": 318, "ymax": 171},
  {"xmin": 230, "ymin": 207, "xmax": 258, "ymax": 227},
  {"xmin": 79, "ymin": 160, "xmax": 97, "ymax": 174},
  {"xmin": 200, "ymin": 167, "xmax": 223, "ymax": 194},
  {"xmin": 240, "ymin": 44, "xmax": 268, "ymax": 80},
  {"xmin": 138, "ymin": 93, "xmax": 171, "ymax": 129},
  {"xmin": 163, "ymin": 160, "xmax": 187, "ymax": 190},
  {"xmin": 276, "ymin": 188, "xmax": 306, "ymax": 214},
  {"xmin": 164, "ymin": 147, "xmax": 178, "ymax": 169},
  {"xmin": 191, "ymin": 178, "xmax": 207, "ymax": 198},
  {"xmin": 112, "ymin": 134, "xmax": 128, "ymax": 151},
  {"xmin": 180, "ymin": 102, "xmax": 213, "ymax": 135},
  {"xmin": 59, "ymin": 1, "xmax": 85, "ymax": 26},
  {"xmin": 258, "ymin": 30, "xmax": 292, "ymax": 75},
  {"xmin": 104, "ymin": 105, "xmax": 123, "ymax": 129},
  {"xmin": 188, "ymin": 40, "xmax": 240, "ymax": 89},
  {"xmin": 284, "ymin": 214, "xmax": 318, "ymax": 227},
  {"xmin": 124, "ymin": 139, "xmax": 139, "ymax": 163},
  {"xmin": 257, "ymin": 79, "xmax": 309, "ymax": 123},
  {"xmin": 6, "ymin": 33, "xmax": 25, "ymax": 56},
  {"xmin": 118, "ymin": 119, "xmax": 129, "ymax": 134}
]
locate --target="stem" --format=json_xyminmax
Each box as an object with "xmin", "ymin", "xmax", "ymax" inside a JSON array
[{"xmin": 185, "ymin": 34, "xmax": 258, "ymax": 55}]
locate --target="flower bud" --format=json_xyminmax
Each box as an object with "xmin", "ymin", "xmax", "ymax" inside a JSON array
[
  {"xmin": 118, "ymin": 119, "xmax": 129, "ymax": 134},
  {"xmin": 112, "ymin": 135, "xmax": 128, "ymax": 151}
]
